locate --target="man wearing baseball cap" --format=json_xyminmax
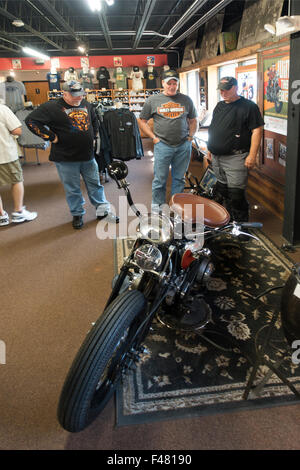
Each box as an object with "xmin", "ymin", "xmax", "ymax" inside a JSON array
[
  {"xmin": 207, "ymin": 76, "xmax": 264, "ymax": 226},
  {"xmin": 139, "ymin": 69, "xmax": 198, "ymax": 210},
  {"xmin": 25, "ymin": 80, "xmax": 119, "ymax": 229}
]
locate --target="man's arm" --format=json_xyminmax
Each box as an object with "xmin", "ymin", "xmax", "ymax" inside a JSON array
[
  {"xmin": 24, "ymin": 104, "xmax": 57, "ymax": 142},
  {"xmin": 187, "ymin": 117, "xmax": 198, "ymax": 141},
  {"xmin": 244, "ymin": 126, "xmax": 263, "ymax": 169},
  {"xmin": 10, "ymin": 126, "xmax": 22, "ymax": 136},
  {"xmin": 138, "ymin": 118, "xmax": 160, "ymax": 144}
]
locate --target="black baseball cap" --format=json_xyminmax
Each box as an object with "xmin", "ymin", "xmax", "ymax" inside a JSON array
[
  {"xmin": 62, "ymin": 80, "xmax": 85, "ymax": 96},
  {"xmin": 217, "ymin": 76, "xmax": 238, "ymax": 90},
  {"xmin": 162, "ymin": 70, "xmax": 179, "ymax": 83}
]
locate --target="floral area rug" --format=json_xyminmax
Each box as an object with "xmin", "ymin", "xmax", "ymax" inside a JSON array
[{"xmin": 114, "ymin": 231, "xmax": 300, "ymax": 426}]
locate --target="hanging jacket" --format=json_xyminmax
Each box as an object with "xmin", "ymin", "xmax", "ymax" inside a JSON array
[{"xmin": 102, "ymin": 108, "xmax": 143, "ymax": 161}]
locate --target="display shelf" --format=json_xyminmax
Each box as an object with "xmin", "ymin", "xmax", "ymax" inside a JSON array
[
  {"xmin": 86, "ymin": 89, "xmax": 113, "ymax": 105},
  {"xmin": 47, "ymin": 88, "xmax": 163, "ymax": 118},
  {"xmin": 129, "ymin": 88, "xmax": 162, "ymax": 117},
  {"xmin": 47, "ymin": 90, "xmax": 63, "ymax": 100}
]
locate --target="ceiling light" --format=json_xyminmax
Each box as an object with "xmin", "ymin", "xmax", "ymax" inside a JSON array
[
  {"xmin": 105, "ymin": 0, "xmax": 114, "ymax": 5},
  {"xmin": 12, "ymin": 19, "xmax": 24, "ymax": 27},
  {"xmin": 276, "ymin": 15, "xmax": 300, "ymax": 35},
  {"xmin": 277, "ymin": 16, "xmax": 294, "ymax": 27},
  {"xmin": 78, "ymin": 45, "xmax": 86, "ymax": 53},
  {"xmin": 22, "ymin": 47, "xmax": 50, "ymax": 60},
  {"xmin": 265, "ymin": 16, "xmax": 300, "ymax": 37},
  {"xmin": 87, "ymin": 0, "xmax": 102, "ymax": 11},
  {"xmin": 264, "ymin": 23, "xmax": 276, "ymax": 35}
]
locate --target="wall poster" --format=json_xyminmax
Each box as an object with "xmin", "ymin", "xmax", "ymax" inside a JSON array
[
  {"xmin": 263, "ymin": 52, "xmax": 289, "ymax": 136},
  {"xmin": 113, "ymin": 57, "xmax": 122, "ymax": 67},
  {"xmin": 236, "ymin": 65, "xmax": 257, "ymax": 103},
  {"xmin": 147, "ymin": 56, "xmax": 155, "ymax": 66},
  {"xmin": 51, "ymin": 58, "xmax": 60, "ymax": 69},
  {"xmin": 265, "ymin": 137, "xmax": 274, "ymax": 160},
  {"xmin": 278, "ymin": 142, "xmax": 287, "ymax": 167},
  {"xmin": 259, "ymin": 45, "xmax": 289, "ymax": 185},
  {"xmin": 80, "ymin": 57, "xmax": 89, "ymax": 69},
  {"xmin": 12, "ymin": 59, "xmax": 21, "ymax": 69}
]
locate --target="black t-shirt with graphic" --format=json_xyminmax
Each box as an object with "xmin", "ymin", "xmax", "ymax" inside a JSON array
[
  {"xmin": 144, "ymin": 69, "xmax": 158, "ymax": 89},
  {"xmin": 97, "ymin": 67, "xmax": 110, "ymax": 89},
  {"xmin": 207, "ymin": 96, "xmax": 264, "ymax": 155},
  {"xmin": 25, "ymin": 98, "xmax": 98, "ymax": 162}
]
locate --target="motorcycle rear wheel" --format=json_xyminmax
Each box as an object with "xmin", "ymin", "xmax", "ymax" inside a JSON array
[{"xmin": 57, "ymin": 290, "xmax": 147, "ymax": 432}]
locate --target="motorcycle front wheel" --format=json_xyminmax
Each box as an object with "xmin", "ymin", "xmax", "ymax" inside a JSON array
[
  {"xmin": 57, "ymin": 290, "xmax": 147, "ymax": 432},
  {"xmin": 275, "ymin": 99, "xmax": 283, "ymax": 113}
]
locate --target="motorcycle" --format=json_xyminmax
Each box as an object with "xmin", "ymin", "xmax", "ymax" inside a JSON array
[
  {"xmin": 266, "ymin": 72, "xmax": 283, "ymax": 114},
  {"xmin": 57, "ymin": 161, "xmax": 262, "ymax": 432}
]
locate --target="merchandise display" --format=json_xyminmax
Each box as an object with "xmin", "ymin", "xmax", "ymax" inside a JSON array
[
  {"xmin": 144, "ymin": 66, "xmax": 159, "ymax": 89},
  {"xmin": 63, "ymin": 67, "xmax": 78, "ymax": 82},
  {"xmin": 4, "ymin": 76, "xmax": 26, "ymax": 113},
  {"xmin": 97, "ymin": 66, "xmax": 110, "ymax": 89},
  {"xmin": 114, "ymin": 66, "xmax": 127, "ymax": 89},
  {"xmin": 102, "ymin": 108, "xmax": 144, "ymax": 161},
  {"xmin": 46, "ymin": 67, "xmax": 61, "ymax": 90},
  {"xmin": 47, "ymin": 87, "xmax": 162, "ymax": 119},
  {"xmin": 78, "ymin": 68, "xmax": 94, "ymax": 90},
  {"xmin": 130, "ymin": 66, "xmax": 144, "ymax": 92}
]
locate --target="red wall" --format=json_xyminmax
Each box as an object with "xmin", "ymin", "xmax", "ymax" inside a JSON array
[{"xmin": 0, "ymin": 54, "xmax": 167, "ymax": 70}]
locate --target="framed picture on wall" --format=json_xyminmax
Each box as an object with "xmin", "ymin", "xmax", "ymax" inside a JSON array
[
  {"xmin": 265, "ymin": 137, "xmax": 274, "ymax": 159},
  {"xmin": 236, "ymin": 65, "xmax": 257, "ymax": 103},
  {"xmin": 147, "ymin": 56, "xmax": 155, "ymax": 65},
  {"xmin": 279, "ymin": 142, "xmax": 287, "ymax": 167},
  {"xmin": 263, "ymin": 50, "xmax": 289, "ymax": 136},
  {"xmin": 51, "ymin": 58, "xmax": 60, "ymax": 69},
  {"xmin": 258, "ymin": 44, "xmax": 289, "ymax": 185},
  {"xmin": 113, "ymin": 57, "xmax": 122, "ymax": 67},
  {"xmin": 12, "ymin": 59, "xmax": 21, "ymax": 69},
  {"xmin": 80, "ymin": 57, "xmax": 89, "ymax": 69}
]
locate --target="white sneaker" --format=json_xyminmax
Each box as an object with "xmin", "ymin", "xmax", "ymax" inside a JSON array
[
  {"xmin": 11, "ymin": 206, "xmax": 38, "ymax": 223},
  {"xmin": 0, "ymin": 211, "xmax": 9, "ymax": 226}
]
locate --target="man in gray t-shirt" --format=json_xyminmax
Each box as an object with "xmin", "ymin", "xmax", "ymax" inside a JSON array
[
  {"xmin": 139, "ymin": 70, "xmax": 197, "ymax": 208},
  {"xmin": 5, "ymin": 77, "xmax": 26, "ymax": 113}
]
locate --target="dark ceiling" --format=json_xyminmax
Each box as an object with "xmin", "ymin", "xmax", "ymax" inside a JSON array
[{"xmin": 0, "ymin": 0, "xmax": 248, "ymax": 58}]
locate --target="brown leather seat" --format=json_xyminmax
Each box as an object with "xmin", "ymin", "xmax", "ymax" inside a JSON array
[{"xmin": 169, "ymin": 193, "xmax": 230, "ymax": 228}]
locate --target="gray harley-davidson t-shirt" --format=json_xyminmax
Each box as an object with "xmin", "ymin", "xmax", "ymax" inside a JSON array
[{"xmin": 139, "ymin": 92, "xmax": 197, "ymax": 147}]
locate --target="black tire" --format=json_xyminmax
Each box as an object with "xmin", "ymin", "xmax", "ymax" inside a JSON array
[
  {"xmin": 57, "ymin": 290, "xmax": 147, "ymax": 432},
  {"xmin": 275, "ymin": 99, "xmax": 283, "ymax": 113}
]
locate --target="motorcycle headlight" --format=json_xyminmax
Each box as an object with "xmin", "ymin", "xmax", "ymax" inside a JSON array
[
  {"xmin": 138, "ymin": 213, "xmax": 173, "ymax": 244},
  {"xmin": 133, "ymin": 243, "xmax": 163, "ymax": 271}
]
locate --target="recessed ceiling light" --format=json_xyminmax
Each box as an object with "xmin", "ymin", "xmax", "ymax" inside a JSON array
[{"xmin": 12, "ymin": 19, "xmax": 24, "ymax": 27}]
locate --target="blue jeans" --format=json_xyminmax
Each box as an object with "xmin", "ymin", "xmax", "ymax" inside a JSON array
[
  {"xmin": 55, "ymin": 159, "xmax": 109, "ymax": 216},
  {"xmin": 152, "ymin": 140, "xmax": 192, "ymax": 207}
]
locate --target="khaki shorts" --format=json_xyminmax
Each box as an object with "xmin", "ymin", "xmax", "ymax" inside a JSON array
[{"xmin": 0, "ymin": 159, "xmax": 23, "ymax": 186}]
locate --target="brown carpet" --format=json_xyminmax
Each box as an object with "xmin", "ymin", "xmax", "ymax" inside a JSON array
[{"xmin": 0, "ymin": 143, "xmax": 300, "ymax": 450}]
